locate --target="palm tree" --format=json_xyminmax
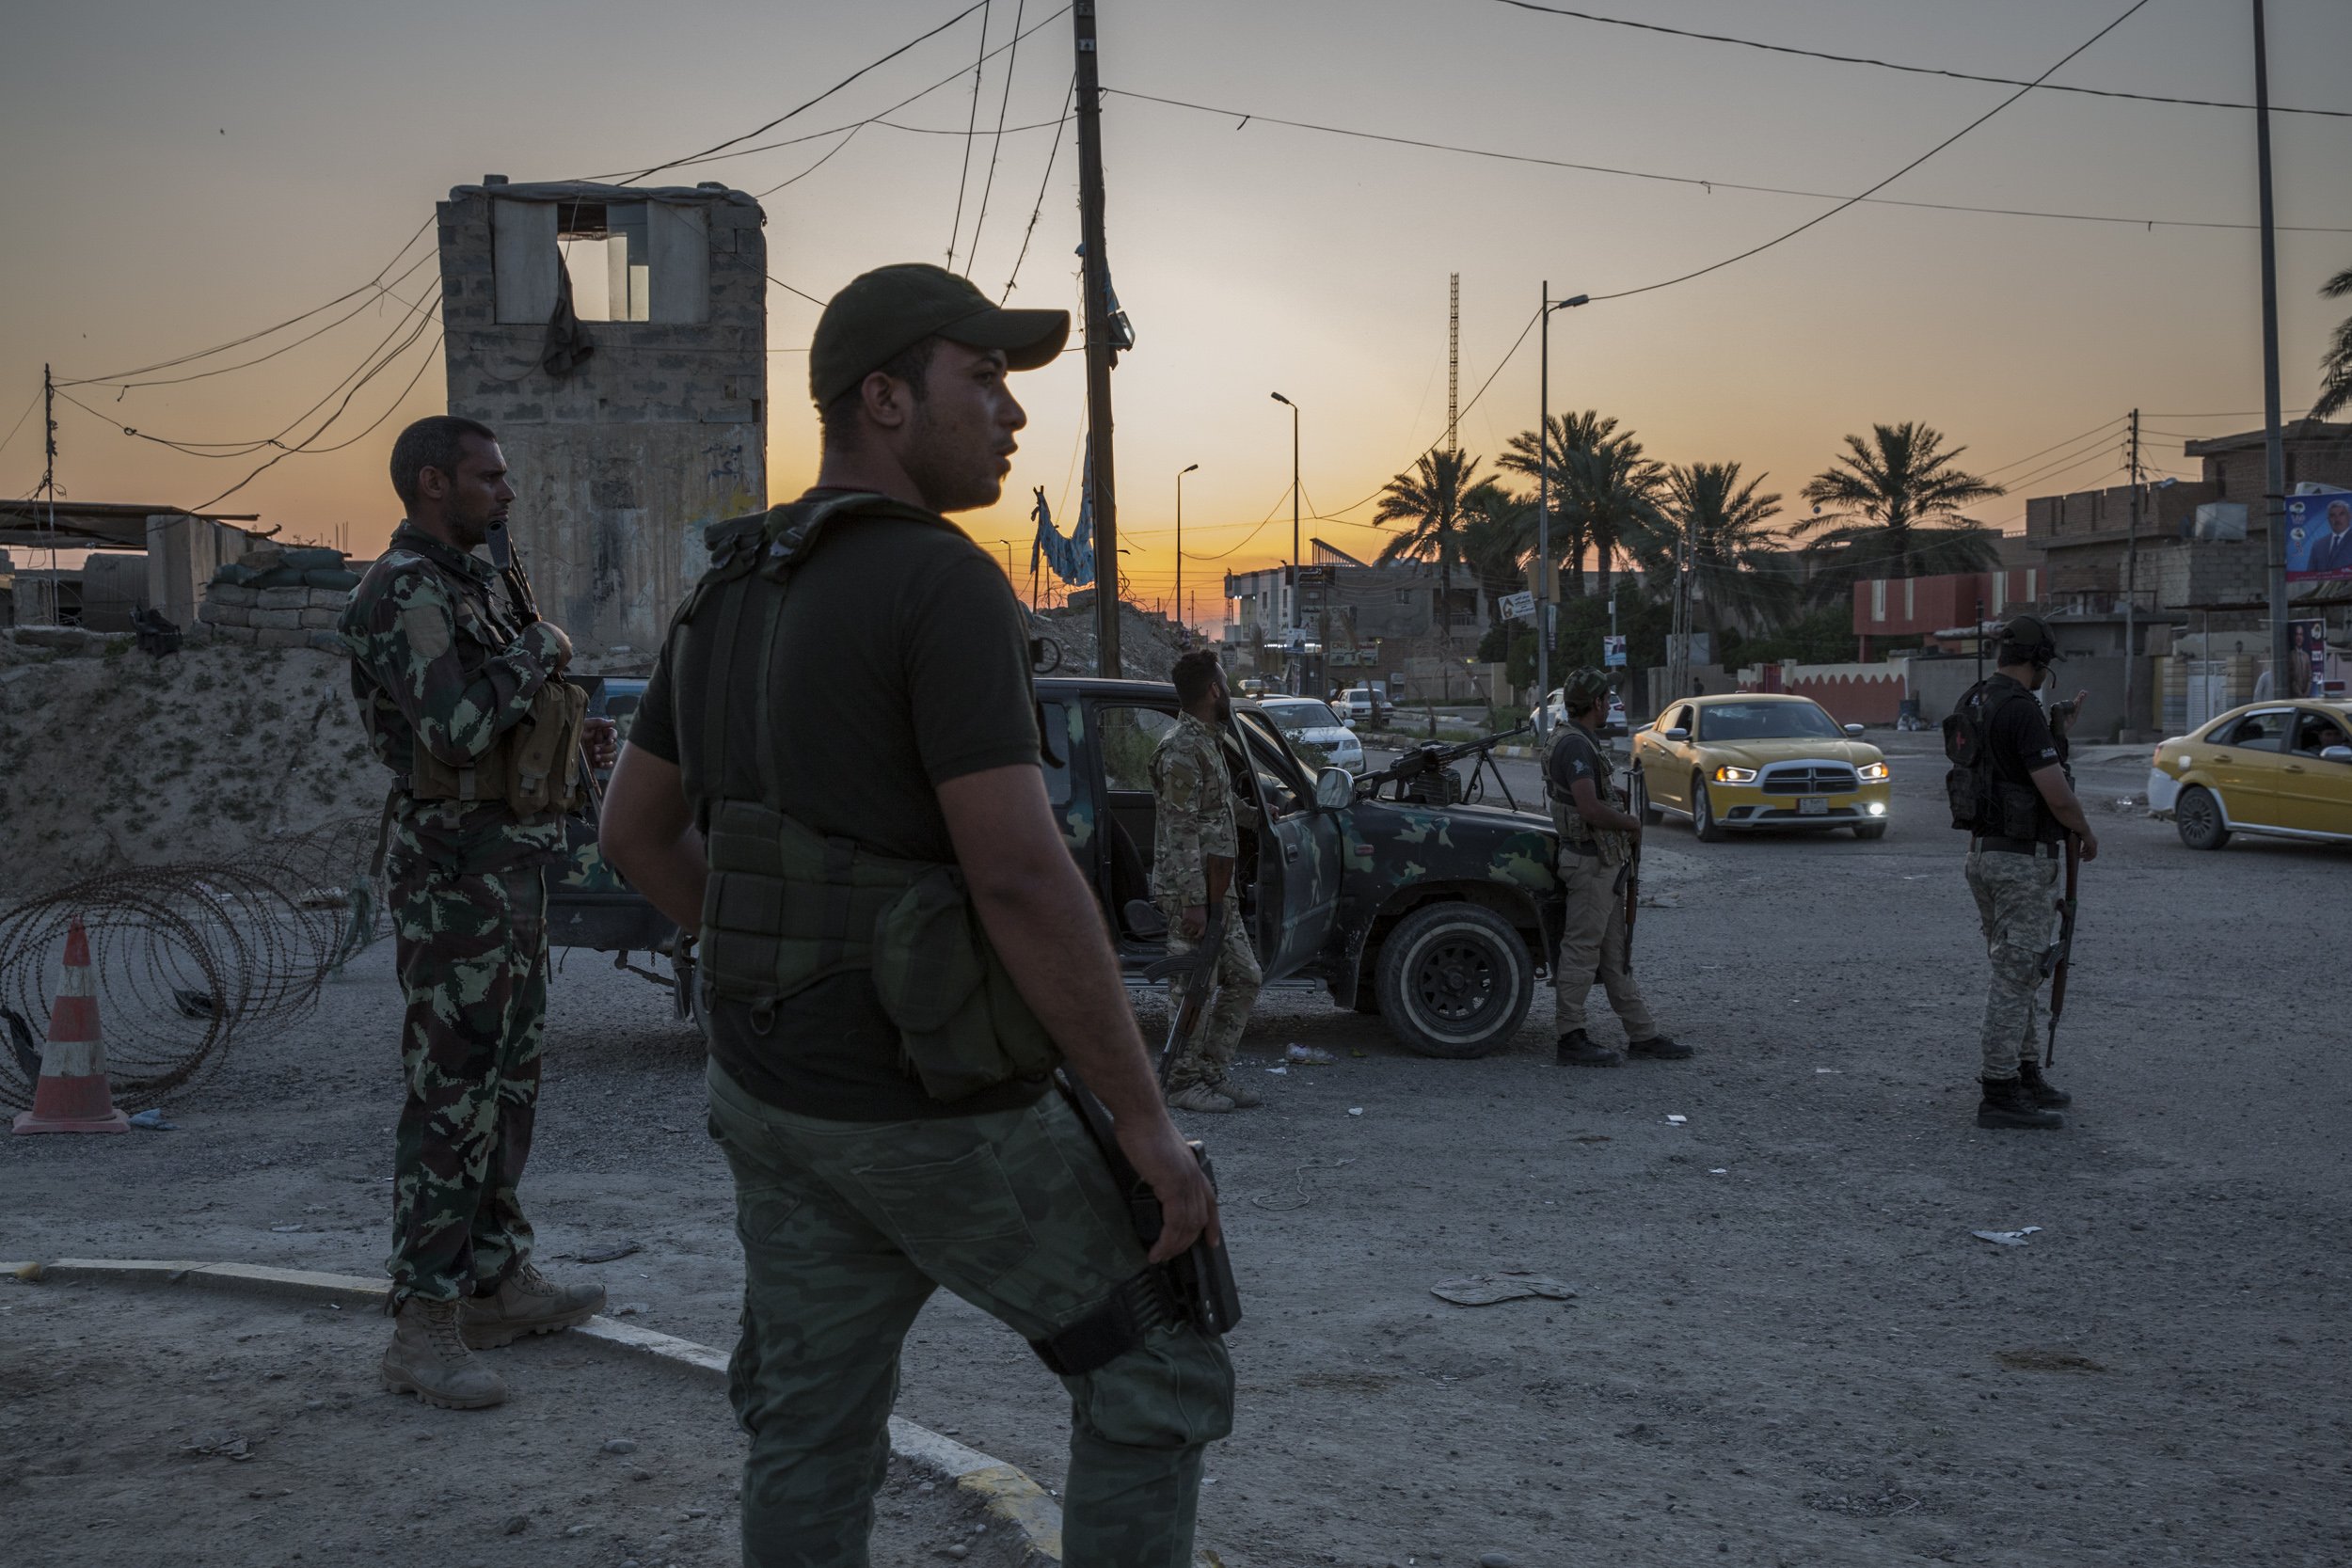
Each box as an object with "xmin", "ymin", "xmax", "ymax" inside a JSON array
[
  {"xmin": 1662, "ymin": 461, "xmax": 1796, "ymax": 636},
  {"xmin": 1458, "ymin": 480, "xmax": 1534, "ymax": 624},
  {"xmin": 2316, "ymin": 264, "xmax": 2352, "ymax": 420},
  {"xmin": 1796, "ymin": 421, "xmax": 2004, "ymax": 601},
  {"xmin": 1498, "ymin": 414, "xmax": 1597, "ymax": 594},
  {"xmin": 1502, "ymin": 410, "xmax": 1671, "ymax": 601},
  {"xmin": 1374, "ymin": 448, "xmax": 1483, "ymax": 637}
]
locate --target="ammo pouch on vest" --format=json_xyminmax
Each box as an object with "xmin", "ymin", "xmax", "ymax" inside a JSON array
[
  {"xmin": 700, "ymin": 800, "xmax": 1062, "ymax": 1101},
  {"xmin": 408, "ymin": 677, "xmax": 589, "ymax": 816}
]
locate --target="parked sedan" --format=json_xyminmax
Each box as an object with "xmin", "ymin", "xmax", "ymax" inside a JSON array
[
  {"xmin": 1540, "ymin": 687, "xmax": 1628, "ymax": 736},
  {"xmin": 2146, "ymin": 700, "xmax": 2352, "ymax": 849},
  {"xmin": 1632, "ymin": 693, "xmax": 1892, "ymax": 841},
  {"xmin": 1259, "ymin": 695, "xmax": 1365, "ymax": 774}
]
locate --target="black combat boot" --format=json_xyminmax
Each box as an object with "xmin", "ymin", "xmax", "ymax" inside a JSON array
[
  {"xmin": 1626, "ymin": 1035, "xmax": 1694, "ymax": 1061},
  {"xmin": 1555, "ymin": 1030, "xmax": 1624, "ymax": 1068},
  {"xmin": 2016, "ymin": 1058, "xmax": 2071, "ymax": 1107},
  {"xmin": 1977, "ymin": 1075, "xmax": 2064, "ymax": 1131}
]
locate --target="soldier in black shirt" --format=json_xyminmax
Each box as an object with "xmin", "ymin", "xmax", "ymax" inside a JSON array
[{"xmin": 1959, "ymin": 615, "xmax": 2100, "ymax": 1130}]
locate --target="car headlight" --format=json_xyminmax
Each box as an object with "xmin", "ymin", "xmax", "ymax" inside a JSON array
[
  {"xmin": 1712, "ymin": 765, "xmax": 1756, "ymax": 784},
  {"xmin": 1857, "ymin": 761, "xmax": 1890, "ymax": 782}
]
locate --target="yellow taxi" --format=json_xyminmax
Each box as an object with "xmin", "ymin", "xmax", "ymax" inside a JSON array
[
  {"xmin": 2146, "ymin": 700, "xmax": 2352, "ymax": 849},
  {"xmin": 1631, "ymin": 693, "xmax": 1894, "ymax": 842}
]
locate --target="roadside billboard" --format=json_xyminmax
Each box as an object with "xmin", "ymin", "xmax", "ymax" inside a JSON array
[{"xmin": 2285, "ymin": 488, "xmax": 2352, "ymax": 580}]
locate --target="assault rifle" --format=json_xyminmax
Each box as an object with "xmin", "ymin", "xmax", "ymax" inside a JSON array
[
  {"xmin": 1355, "ymin": 723, "xmax": 1534, "ymax": 810},
  {"xmin": 485, "ymin": 519, "xmax": 603, "ymax": 816},
  {"xmin": 1622, "ymin": 764, "xmax": 1646, "ymax": 974},
  {"xmin": 2042, "ymin": 833, "xmax": 2080, "ymax": 1065}
]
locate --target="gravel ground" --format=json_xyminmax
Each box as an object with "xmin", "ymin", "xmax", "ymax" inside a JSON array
[{"xmin": 5, "ymin": 736, "xmax": 2348, "ymax": 1566}]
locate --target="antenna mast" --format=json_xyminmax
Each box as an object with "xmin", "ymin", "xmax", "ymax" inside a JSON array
[{"xmin": 1446, "ymin": 273, "xmax": 1460, "ymax": 460}]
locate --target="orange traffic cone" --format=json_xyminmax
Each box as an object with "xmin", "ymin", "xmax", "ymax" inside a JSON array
[{"xmin": 12, "ymin": 917, "xmax": 129, "ymax": 1135}]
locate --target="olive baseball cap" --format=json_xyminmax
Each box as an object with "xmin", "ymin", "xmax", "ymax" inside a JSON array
[
  {"xmin": 809, "ymin": 263, "xmax": 1070, "ymax": 405},
  {"xmin": 1562, "ymin": 668, "xmax": 1613, "ymax": 709}
]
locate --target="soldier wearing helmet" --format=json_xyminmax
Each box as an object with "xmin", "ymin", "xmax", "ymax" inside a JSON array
[
  {"xmin": 1951, "ymin": 613, "xmax": 2100, "ymax": 1130},
  {"xmin": 1544, "ymin": 669, "xmax": 1691, "ymax": 1069}
]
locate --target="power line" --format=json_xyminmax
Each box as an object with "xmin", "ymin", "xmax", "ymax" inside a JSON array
[
  {"xmin": 1589, "ymin": 0, "xmax": 2160, "ymax": 303},
  {"xmin": 1107, "ymin": 89, "xmax": 2352, "ymax": 236},
  {"xmin": 56, "ymin": 215, "xmax": 437, "ymax": 388},
  {"xmin": 946, "ymin": 1, "xmax": 993, "ymax": 267},
  {"xmin": 1003, "ymin": 75, "xmax": 1076, "ymax": 301},
  {"xmin": 189, "ymin": 315, "xmax": 443, "ymax": 512},
  {"xmin": 1978, "ymin": 414, "xmax": 2127, "ymax": 476},
  {"xmin": 614, "ymin": 1, "xmax": 989, "ymax": 184},
  {"xmin": 766, "ymin": 274, "xmax": 830, "ymax": 309},
  {"xmin": 754, "ymin": 127, "xmax": 869, "ymax": 199},
  {"xmin": 600, "ymin": 4, "xmax": 1070, "ymax": 187},
  {"xmin": 0, "ymin": 388, "xmax": 40, "ymax": 463},
  {"xmin": 1483, "ymin": 0, "xmax": 2351, "ymax": 119},
  {"xmin": 965, "ymin": 0, "xmax": 1027, "ymax": 275}
]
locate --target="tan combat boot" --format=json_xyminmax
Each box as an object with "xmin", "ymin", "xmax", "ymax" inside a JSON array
[
  {"xmin": 382, "ymin": 1298, "xmax": 509, "ymax": 1410},
  {"xmin": 459, "ymin": 1261, "xmax": 606, "ymax": 1349}
]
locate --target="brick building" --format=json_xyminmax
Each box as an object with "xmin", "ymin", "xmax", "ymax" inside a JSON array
[{"xmin": 437, "ymin": 177, "xmax": 767, "ymax": 657}]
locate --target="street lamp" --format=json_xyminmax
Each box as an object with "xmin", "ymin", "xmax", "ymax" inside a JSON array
[
  {"xmin": 1176, "ymin": 462, "xmax": 1199, "ymax": 630},
  {"xmin": 1271, "ymin": 391, "xmax": 1301, "ymax": 692},
  {"xmin": 1535, "ymin": 285, "xmax": 1590, "ymax": 726}
]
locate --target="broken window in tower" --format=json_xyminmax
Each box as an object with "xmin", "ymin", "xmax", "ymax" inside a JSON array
[{"xmin": 492, "ymin": 197, "xmax": 709, "ymax": 326}]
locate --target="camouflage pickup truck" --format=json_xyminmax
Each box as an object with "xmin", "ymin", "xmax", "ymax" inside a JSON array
[{"xmin": 548, "ymin": 675, "xmax": 1566, "ymax": 1058}]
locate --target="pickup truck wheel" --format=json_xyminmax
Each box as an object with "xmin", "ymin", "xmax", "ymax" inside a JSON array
[
  {"xmin": 1374, "ymin": 902, "xmax": 1534, "ymax": 1059},
  {"xmin": 1692, "ymin": 777, "xmax": 1724, "ymax": 843},
  {"xmin": 2175, "ymin": 785, "xmax": 2231, "ymax": 850}
]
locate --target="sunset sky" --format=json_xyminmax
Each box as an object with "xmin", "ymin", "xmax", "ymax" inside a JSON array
[{"xmin": 5, "ymin": 0, "xmax": 2349, "ymax": 626}]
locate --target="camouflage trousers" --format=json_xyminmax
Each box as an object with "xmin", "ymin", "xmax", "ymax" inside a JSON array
[
  {"xmin": 1966, "ymin": 847, "xmax": 2058, "ymax": 1080},
  {"xmin": 1551, "ymin": 850, "xmax": 1659, "ymax": 1042},
  {"xmin": 705, "ymin": 1059, "xmax": 1233, "ymax": 1568},
  {"xmin": 385, "ymin": 857, "xmax": 549, "ymax": 1308},
  {"xmin": 1156, "ymin": 894, "xmax": 1263, "ymax": 1090}
]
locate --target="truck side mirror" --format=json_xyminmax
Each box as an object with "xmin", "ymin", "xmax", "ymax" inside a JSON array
[{"xmin": 1313, "ymin": 768, "xmax": 1356, "ymax": 810}]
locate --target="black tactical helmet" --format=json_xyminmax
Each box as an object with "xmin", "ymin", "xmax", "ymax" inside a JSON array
[
  {"xmin": 1996, "ymin": 612, "xmax": 2063, "ymax": 667},
  {"xmin": 1561, "ymin": 667, "xmax": 1612, "ymax": 714}
]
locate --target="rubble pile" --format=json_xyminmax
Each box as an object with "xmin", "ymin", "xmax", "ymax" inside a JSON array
[
  {"xmin": 197, "ymin": 545, "xmax": 359, "ymax": 652},
  {"xmin": 1029, "ymin": 603, "xmax": 1192, "ymax": 681}
]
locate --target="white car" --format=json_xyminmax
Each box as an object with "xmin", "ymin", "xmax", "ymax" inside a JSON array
[
  {"xmin": 1541, "ymin": 686, "xmax": 1628, "ymax": 736},
  {"xmin": 1257, "ymin": 696, "xmax": 1364, "ymax": 774},
  {"xmin": 1338, "ymin": 686, "xmax": 1385, "ymax": 725}
]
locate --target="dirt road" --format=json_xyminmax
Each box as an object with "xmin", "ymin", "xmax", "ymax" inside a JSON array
[{"xmin": 5, "ymin": 734, "xmax": 2347, "ymax": 1566}]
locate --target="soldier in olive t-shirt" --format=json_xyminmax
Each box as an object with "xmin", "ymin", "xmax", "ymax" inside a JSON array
[{"xmin": 628, "ymin": 489, "xmax": 1043, "ymax": 1120}]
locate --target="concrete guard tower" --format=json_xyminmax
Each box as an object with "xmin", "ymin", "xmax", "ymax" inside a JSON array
[{"xmin": 437, "ymin": 177, "xmax": 766, "ymax": 658}]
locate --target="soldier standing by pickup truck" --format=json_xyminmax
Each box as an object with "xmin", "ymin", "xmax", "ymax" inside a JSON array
[
  {"xmin": 342, "ymin": 415, "xmax": 614, "ymax": 1410},
  {"xmin": 1546, "ymin": 669, "xmax": 1692, "ymax": 1069},
  {"xmin": 1152, "ymin": 650, "xmax": 1265, "ymax": 1115}
]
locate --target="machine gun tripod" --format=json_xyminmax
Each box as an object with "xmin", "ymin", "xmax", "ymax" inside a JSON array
[{"xmin": 1355, "ymin": 723, "xmax": 1534, "ymax": 811}]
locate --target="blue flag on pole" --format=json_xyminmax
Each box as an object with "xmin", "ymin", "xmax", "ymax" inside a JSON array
[{"xmin": 1029, "ymin": 460, "xmax": 1095, "ymax": 587}]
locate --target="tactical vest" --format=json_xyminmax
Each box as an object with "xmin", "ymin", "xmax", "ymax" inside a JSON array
[
  {"xmin": 1547, "ymin": 728, "xmax": 1629, "ymax": 866},
  {"xmin": 1942, "ymin": 679, "xmax": 2054, "ymax": 840},
  {"xmin": 665, "ymin": 492, "xmax": 1060, "ymax": 1102},
  {"xmin": 361, "ymin": 578, "xmax": 589, "ymax": 816}
]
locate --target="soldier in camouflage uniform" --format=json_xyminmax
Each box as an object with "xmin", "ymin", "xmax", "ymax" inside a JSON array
[
  {"xmin": 1546, "ymin": 669, "xmax": 1690, "ymax": 1069},
  {"xmin": 1151, "ymin": 650, "xmax": 1265, "ymax": 1114},
  {"xmin": 342, "ymin": 415, "xmax": 613, "ymax": 1410},
  {"xmin": 1957, "ymin": 616, "xmax": 2098, "ymax": 1131}
]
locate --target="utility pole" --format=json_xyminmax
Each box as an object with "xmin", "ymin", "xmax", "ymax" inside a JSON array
[
  {"xmin": 1175, "ymin": 462, "xmax": 1198, "ymax": 626},
  {"xmin": 2124, "ymin": 408, "xmax": 2141, "ymax": 738},
  {"xmin": 2253, "ymin": 0, "xmax": 2291, "ymax": 706},
  {"xmin": 1073, "ymin": 0, "xmax": 1121, "ymax": 676},
  {"xmin": 1535, "ymin": 288, "xmax": 1589, "ymax": 721},
  {"xmin": 36, "ymin": 363, "xmax": 58, "ymax": 626},
  {"xmin": 1272, "ymin": 391, "xmax": 1299, "ymax": 692}
]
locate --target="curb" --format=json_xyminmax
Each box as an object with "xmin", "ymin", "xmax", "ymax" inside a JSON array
[{"xmin": 7, "ymin": 1258, "xmax": 1069, "ymax": 1563}]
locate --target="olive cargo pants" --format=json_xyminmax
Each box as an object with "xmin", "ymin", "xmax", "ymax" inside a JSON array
[
  {"xmin": 705, "ymin": 1059, "xmax": 1234, "ymax": 1568},
  {"xmin": 1157, "ymin": 893, "xmax": 1263, "ymax": 1090},
  {"xmin": 1550, "ymin": 849, "xmax": 1659, "ymax": 1042},
  {"xmin": 386, "ymin": 860, "xmax": 548, "ymax": 1308},
  {"xmin": 1965, "ymin": 846, "xmax": 2058, "ymax": 1079}
]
